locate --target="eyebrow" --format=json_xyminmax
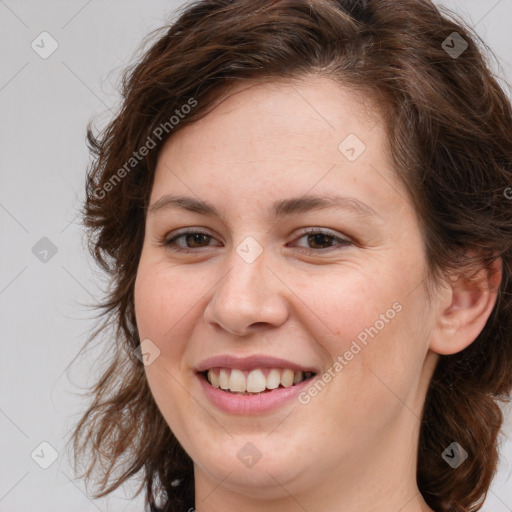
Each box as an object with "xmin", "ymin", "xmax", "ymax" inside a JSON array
[{"xmin": 147, "ymin": 193, "xmax": 379, "ymax": 219}]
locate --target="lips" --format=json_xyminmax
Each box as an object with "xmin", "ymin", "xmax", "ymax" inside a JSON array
[
  {"xmin": 196, "ymin": 355, "xmax": 318, "ymax": 404},
  {"xmin": 195, "ymin": 354, "xmax": 319, "ymax": 374}
]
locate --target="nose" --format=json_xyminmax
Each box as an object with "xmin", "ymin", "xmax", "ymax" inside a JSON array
[{"xmin": 203, "ymin": 246, "xmax": 289, "ymax": 336}]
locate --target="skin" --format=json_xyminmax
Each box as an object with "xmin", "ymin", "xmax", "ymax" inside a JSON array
[{"xmin": 133, "ymin": 76, "xmax": 500, "ymax": 512}]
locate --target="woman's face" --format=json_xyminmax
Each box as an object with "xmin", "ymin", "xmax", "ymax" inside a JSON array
[{"xmin": 134, "ymin": 77, "xmax": 442, "ymax": 508}]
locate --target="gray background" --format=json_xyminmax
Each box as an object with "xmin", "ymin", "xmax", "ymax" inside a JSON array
[{"xmin": 0, "ymin": 1, "xmax": 511, "ymax": 511}]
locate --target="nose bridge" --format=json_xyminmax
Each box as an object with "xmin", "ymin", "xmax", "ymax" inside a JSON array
[
  {"xmin": 203, "ymin": 236, "xmax": 288, "ymax": 335},
  {"xmin": 227, "ymin": 236, "xmax": 268, "ymax": 300}
]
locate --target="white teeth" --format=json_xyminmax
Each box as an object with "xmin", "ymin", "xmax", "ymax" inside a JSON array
[
  {"xmin": 266, "ymin": 368, "xmax": 281, "ymax": 389},
  {"xmin": 209, "ymin": 370, "xmax": 220, "ymax": 389},
  {"xmin": 246, "ymin": 369, "xmax": 266, "ymax": 393},
  {"xmin": 229, "ymin": 369, "xmax": 246, "ymax": 392},
  {"xmin": 219, "ymin": 369, "xmax": 230, "ymax": 390},
  {"xmin": 206, "ymin": 367, "xmax": 312, "ymax": 394},
  {"xmin": 281, "ymin": 369, "xmax": 294, "ymax": 388}
]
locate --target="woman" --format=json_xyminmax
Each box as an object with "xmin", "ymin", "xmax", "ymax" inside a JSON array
[{"xmin": 71, "ymin": 1, "xmax": 512, "ymax": 511}]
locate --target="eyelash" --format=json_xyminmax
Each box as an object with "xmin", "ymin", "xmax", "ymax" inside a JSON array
[{"xmin": 160, "ymin": 228, "xmax": 353, "ymax": 254}]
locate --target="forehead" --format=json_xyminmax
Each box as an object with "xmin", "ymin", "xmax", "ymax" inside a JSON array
[{"xmin": 151, "ymin": 76, "xmax": 405, "ymax": 219}]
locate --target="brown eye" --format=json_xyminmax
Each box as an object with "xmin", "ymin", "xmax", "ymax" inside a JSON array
[
  {"xmin": 291, "ymin": 228, "xmax": 352, "ymax": 253},
  {"xmin": 306, "ymin": 233, "xmax": 336, "ymax": 249},
  {"xmin": 180, "ymin": 233, "xmax": 212, "ymax": 248},
  {"xmin": 163, "ymin": 230, "xmax": 221, "ymax": 253}
]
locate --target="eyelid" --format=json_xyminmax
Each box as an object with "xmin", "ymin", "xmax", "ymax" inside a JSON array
[
  {"xmin": 161, "ymin": 227, "xmax": 221, "ymax": 250},
  {"xmin": 291, "ymin": 227, "xmax": 354, "ymax": 251},
  {"xmin": 294, "ymin": 227, "xmax": 351, "ymax": 241}
]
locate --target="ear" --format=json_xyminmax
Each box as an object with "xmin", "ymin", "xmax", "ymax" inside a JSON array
[{"xmin": 429, "ymin": 257, "xmax": 502, "ymax": 355}]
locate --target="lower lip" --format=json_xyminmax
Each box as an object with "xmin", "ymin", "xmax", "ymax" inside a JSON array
[{"xmin": 197, "ymin": 373, "xmax": 315, "ymax": 415}]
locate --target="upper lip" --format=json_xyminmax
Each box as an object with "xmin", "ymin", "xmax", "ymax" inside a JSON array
[{"xmin": 196, "ymin": 355, "xmax": 318, "ymax": 374}]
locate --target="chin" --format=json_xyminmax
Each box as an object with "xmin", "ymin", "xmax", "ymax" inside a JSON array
[
  {"xmin": 196, "ymin": 453, "xmax": 306, "ymax": 500},
  {"xmin": 192, "ymin": 435, "xmax": 308, "ymax": 495}
]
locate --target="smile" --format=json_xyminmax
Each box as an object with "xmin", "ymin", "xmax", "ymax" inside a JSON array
[
  {"xmin": 203, "ymin": 367, "xmax": 316, "ymax": 395},
  {"xmin": 195, "ymin": 355, "xmax": 319, "ymax": 414}
]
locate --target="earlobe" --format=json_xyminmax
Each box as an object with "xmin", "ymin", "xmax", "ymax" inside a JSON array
[{"xmin": 430, "ymin": 258, "xmax": 502, "ymax": 356}]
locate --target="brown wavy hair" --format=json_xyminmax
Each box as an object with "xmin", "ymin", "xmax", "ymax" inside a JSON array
[{"xmin": 69, "ymin": 1, "xmax": 512, "ymax": 511}]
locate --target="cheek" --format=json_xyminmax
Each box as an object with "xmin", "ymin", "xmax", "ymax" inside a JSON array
[
  {"xmin": 304, "ymin": 264, "xmax": 430, "ymax": 411},
  {"xmin": 303, "ymin": 268, "xmax": 398, "ymax": 355},
  {"xmin": 134, "ymin": 260, "xmax": 198, "ymax": 434},
  {"xmin": 134, "ymin": 260, "xmax": 199, "ymax": 355}
]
